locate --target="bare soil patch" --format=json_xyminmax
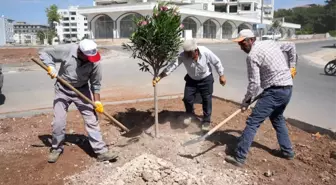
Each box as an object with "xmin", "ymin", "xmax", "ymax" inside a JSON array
[
  {"xmin": 0, "ymin": 48, "xmax": 39, "ymax": 65},
  {"xmin": 0, "ymin": 98, "xmax": 335, "ymax": 185}
]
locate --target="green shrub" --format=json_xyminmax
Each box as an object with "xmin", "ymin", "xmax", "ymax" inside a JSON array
[{"xmin": 328, "ymin": 30, "xmax": 336, "ymax": 37}]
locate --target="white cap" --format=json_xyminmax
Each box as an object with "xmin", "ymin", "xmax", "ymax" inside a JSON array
[
  {"xmin": 183, "ymin": 39, "xmax": 197, "ymax": 51},
  {"xmin": 78, "ymin": 39, "xmax": 101, "ymax": 63},
  {"xmin": 233, "ymin": 29, "xmax": 255, "ymax": 42}
]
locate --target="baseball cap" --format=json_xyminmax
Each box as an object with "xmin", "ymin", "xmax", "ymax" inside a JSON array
[
  {"xmin": 79, "ymin": 39, "xmax": 101, "ymax": 63},
  {"xmin": 233, "ymin": 29, "xmax": 255, "ymax": 42},
  {"xmin": 183, "ymin": 39, "xmax": 197, "ymax": 51}
]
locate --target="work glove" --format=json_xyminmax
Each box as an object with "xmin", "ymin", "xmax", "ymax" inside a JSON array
[
  {"xmin": 47, "ymin": 66, "xmax": 58, "ymax": 79},
  {"xmin": 94, "ymin": 101, "xmax": 104, "ymax": 113},
  {"xmin": 241, "ymin": 97, "xmax": 251, "ymax": 111},
  {"xmin": 290, "ymin": 67, "xmax": 297, "ymax": 79},
  {"xmin": 152, "ymin": 77, "xmax": 161, "ymax": 87}
]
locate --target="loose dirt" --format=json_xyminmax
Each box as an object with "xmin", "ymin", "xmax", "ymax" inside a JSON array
[
  {"xmin": 0, "ymin": 48, "xmax": 39, "ymax": 64},
  {"xmin": 0, "ymin": 98, "xmax": 335, "ymax": 185}
]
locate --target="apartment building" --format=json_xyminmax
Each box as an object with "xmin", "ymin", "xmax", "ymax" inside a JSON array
[
  {"xmin": 0, "ymin": 15, "xmax": 15, "ymax": 46},
  {"xmin": 13, "ymin": 22, "xmax": 49, "ymax": 44},
  {"xmin": 213, "ymin": 0, "xmax": 274, "ymax": 20},
  {"xmin": 55, "ymin": 6, "xmax": 89, "ymax": 43},
  {"xmin": 78, "ymin": 0, "xmax": 299, "ymax": 40}
]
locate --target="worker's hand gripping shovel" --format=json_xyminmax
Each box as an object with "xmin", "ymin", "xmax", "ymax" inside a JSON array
[
  {"xmin": 31, "ymin": 57, "xmax": 130, "ymax": 133},
  {"xmin": 182, "ymin": 94, "xmax": 262, "ymax": 147}
]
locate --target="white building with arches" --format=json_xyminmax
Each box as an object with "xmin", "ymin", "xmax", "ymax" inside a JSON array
[{"xmin": 77, "ymin": 0, "xmax": 300, "ymax": 41}]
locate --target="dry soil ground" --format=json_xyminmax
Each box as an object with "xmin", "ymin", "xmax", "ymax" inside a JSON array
[
  {"xmin": 0, "ymin": 97, "xmax": 335, "ymax": 185},
  {"xmin": 0, "ymin": 47, "xmax": 110, "ymax": 65},
  {"xmin": 0, "ymin": 48, "xmax": 39, "ymax": 65}
]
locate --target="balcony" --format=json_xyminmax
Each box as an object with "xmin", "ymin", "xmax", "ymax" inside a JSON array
[
  {"xmin": 95, "ymin": 0, "xmax": 127, "ymax": 6},
  {"xmin": 212, "ymin": 0, "xmax": 228, "ymax": 5}
]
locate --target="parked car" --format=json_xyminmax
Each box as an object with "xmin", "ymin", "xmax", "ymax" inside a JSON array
[{"xmin": 262, "ymin": 31, "xmax": 282, "ymax": 40}]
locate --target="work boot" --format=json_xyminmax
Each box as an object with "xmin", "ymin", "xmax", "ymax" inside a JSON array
[
  {"xmin": 48, "ymin": 149, "xmax": 62, "ymax": 163},
  {"xmin": 224, "ymin": 155, "xmax": 244, "ymax": 167},
  {"xmin": 96, "ymin": 151, "xmax": 119, "ymax": 162},
  {"xmin": 271, "ymin": 149, "xmax": 295, "ymax": 160},
  {"xmin": 201, "ymin": 121, "xmax": 211, "ymax": 132}
]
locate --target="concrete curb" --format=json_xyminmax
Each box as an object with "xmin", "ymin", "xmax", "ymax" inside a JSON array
[
  {"xmin": 0, "ymin": 94, "xmax": 184, "ymax": 119},
  {"xmin": 1, "ymin": 94, "xmax": 334, "ymax": 140}
]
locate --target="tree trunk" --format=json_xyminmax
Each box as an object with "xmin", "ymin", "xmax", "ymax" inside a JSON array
[{"xmin": 154, "ymin": 82, "xmax": 159, "ymax": 138}]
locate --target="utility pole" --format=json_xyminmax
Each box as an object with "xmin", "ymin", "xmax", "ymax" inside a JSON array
[{"xmin": 260, "ymin": 0, "xmax": 264, "ymax": 40}]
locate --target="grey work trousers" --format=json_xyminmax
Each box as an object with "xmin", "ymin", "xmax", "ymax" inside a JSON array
[{"xmin": 51, "ymin": 81, "xmax": 108, "ymax": 154}]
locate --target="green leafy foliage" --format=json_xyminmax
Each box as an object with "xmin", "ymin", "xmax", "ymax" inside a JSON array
[
  {"xmin": 36, "ymin": 30, "xmax": 45, "ymax": 44},
  {"xmin": 45, "ymin": 4, "xmax": 61, "ymax": 30},
  {"xmin": 45, "ymin": 4, "xmax": 62, "ymax": 44},
  {"xmin": 274, "ymin": 0, "xmax": 336, "ymax": 34},
  {"xmin": 122, "ymin": 2, "xmax": 184, "ymax": 76}
]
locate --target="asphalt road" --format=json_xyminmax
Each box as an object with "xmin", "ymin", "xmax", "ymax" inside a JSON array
[{"xmin": 1, "ymin": 40, "xmax": 335, "ymax": 130}]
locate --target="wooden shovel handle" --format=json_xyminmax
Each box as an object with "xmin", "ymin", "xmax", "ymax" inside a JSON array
[
  {"xmin": 205, "ymin": 94, "xmax": 262, "ymax": 137},
  {"xmin": 31, "ymin": 57, "xmax": 130, "ymax": 132}
]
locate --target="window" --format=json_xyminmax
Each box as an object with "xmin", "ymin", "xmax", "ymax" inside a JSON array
[
  {"xmin": 71, "ymin": 29, "xmax": 77, "ymax": 32},
  {"xmin": 229, "ymin": 5, "xmax": 238, "ymax": 13},
  {"xmin": 84, "ymin": 17, "xmax": 87, "ymax": 20},
  {"xmin": 241, "ymin": 4, "xmax": 251, "ymax": 11},
  {"xmin": 215, "ymin": 5, "xmax": 227, "ymax": 13},
  {"xmin": 84, "ymin": 29, "xmax": 88, "ymax": 31},
  {"xmin": 63, "ymin": 17, "xmax": 69, "ymax": 21},
  {"xmin": 84, "ymin": 23, "xmax": 88, "ymax": 26},
  {"xmin": 71, "ymin": 23, "xmax": 77, "ymax": 26},
  {"xmin": 70, "ymin": 12, "xmax": 76, "ymax": 15},
  {"xmin": 71, "ymin": 17, "xmax": 75, "ymax": 20}
]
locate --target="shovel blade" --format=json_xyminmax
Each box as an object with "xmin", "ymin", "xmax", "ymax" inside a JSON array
[{"xmin": 182, "ymin": 134, "xmax": 208, "ymax": 147}]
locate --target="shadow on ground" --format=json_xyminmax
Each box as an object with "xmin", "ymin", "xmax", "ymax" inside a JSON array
[
  {"xmin": 205, "ymin": 129, "xmax": 273, "ymax": 155},
  {"xmin": 319, "ymin": 72, "xmax": 336, "ymax": 77},
  {"xmin": 321, "ymin": 45, "xmax": 336, "ymax": 49},
  {"xmin": 179, "ymin": 129, "xmax": 273, "ymax": 159},
  {"xmin": 32, "ymin": 134, "xmax": 96, "ymax": 158},
  {"xmin": 111, "ymin": 108, "xmax": 202, "ymax": 138}
]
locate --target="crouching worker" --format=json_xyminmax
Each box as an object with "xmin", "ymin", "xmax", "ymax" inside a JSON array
[
  {"xmin": 38, "ymin": 39, "xmax": 118, "ymax": 163},
  {"xmin": 152, "ymin": 39, "xmax": 226, "ymax": 131}
]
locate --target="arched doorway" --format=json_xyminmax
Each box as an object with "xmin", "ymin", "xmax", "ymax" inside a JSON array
[
  {"xmin": 182, "ymin": 17, "xmax": 197, "ymax": 38},
  {"xmin": 94, "ymin": 15, "xmax": 114, "ymax": 39},
  {"xmin": 119, "ymin": 13, "xmax": 142, "ymax": 38},
  {"xmin": 203, "ymin": 19, "xmax": 217, "ymax": 39},
  {"xmin": 222, "ymin": 21, "xmax": 234, "ymax": 39},
  {"xmin": 287, "ymin": 29, "xmax": 294, "ymax": 38},
  {"xmin": 280, "ymin": 28, "xmax": 286, "ymax": 38},
  {"xmin": 238, "ymin": 23, "xmax": 251, "ymax": 32}
]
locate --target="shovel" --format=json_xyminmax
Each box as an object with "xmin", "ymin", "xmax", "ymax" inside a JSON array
[
  {"xmin": 31, "ymin": 57, "xmax": 130, "ymax": 132},
  {"xmin": 182, "ymin": 94, "xmax": 261, "ymax": 147}
]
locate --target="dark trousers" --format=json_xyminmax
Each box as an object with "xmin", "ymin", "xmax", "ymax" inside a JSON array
[
  {"xmin": 235, "ymin": 86, "xmax": 294, "ymax": 162},
  {"xmin": 183, "ymin": 74, "xmax": 214, "ymax": 123}
]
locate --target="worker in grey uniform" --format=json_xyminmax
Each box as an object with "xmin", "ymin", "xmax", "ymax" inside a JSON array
[{"xmin": 39, "ymin": 39, "xmax": 118, "ymax": 163}]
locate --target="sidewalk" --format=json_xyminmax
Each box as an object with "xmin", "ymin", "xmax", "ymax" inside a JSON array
[
  {"xmin": 96, "ymin": 37, "xmax": 336, "ymax": 46},
  {"xmin": 302, "ymin": 48, "xmax": 336, "ymax": 67}
]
